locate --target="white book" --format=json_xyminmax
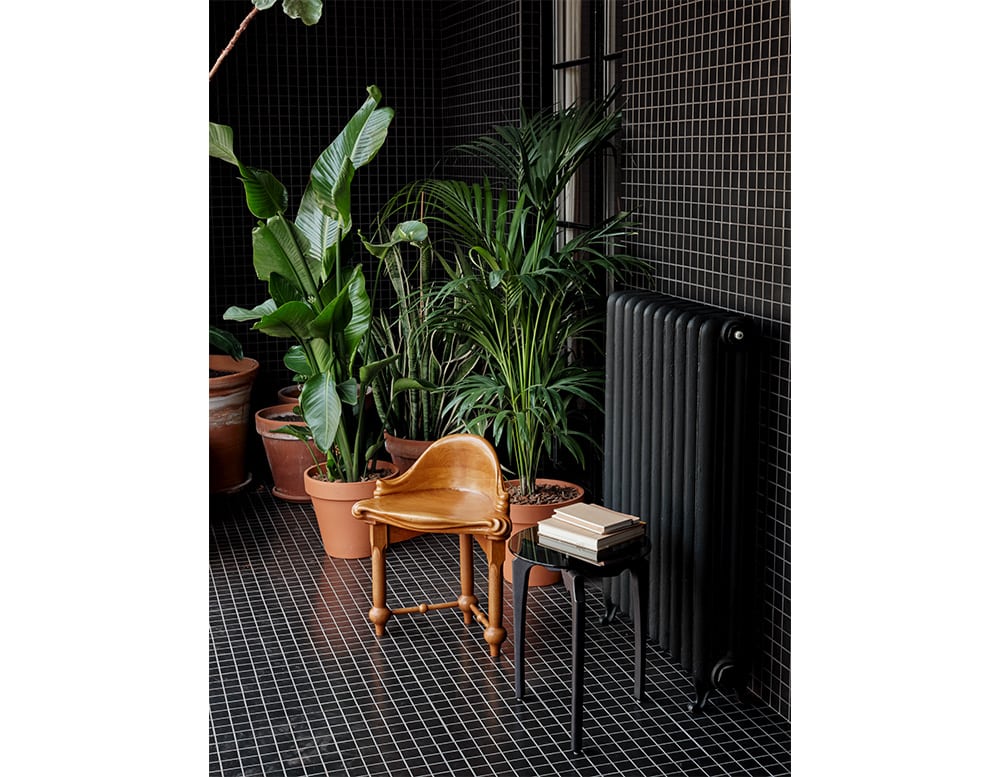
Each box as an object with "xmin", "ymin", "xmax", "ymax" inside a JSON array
[
  {"xmin": 535, "ymin": 533, "xmax": 645, "ymax": 565},
  {"xmin": 536, "ymin": 515, "xmax": 647, "ymax": 551},
  {"xmin": 551, "ymin": 502, "xmax": 640, "ymax": 535}
]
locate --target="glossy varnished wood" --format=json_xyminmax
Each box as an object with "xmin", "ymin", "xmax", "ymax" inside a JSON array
[{"xmin": 352, "ymin": 434, "xmax": 512, "ymax": 657}]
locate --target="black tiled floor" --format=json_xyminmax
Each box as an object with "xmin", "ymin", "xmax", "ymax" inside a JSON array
[{"xmin": 209, "ymin": 488, "xmax": 791, "ymax": 776}]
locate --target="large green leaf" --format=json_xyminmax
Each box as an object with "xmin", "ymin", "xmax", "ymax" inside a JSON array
[
  {"xmin": 255, "ymin": 300, "xmax": 316, "ymax": 340},
  {"xmin": 209, "ymin": 326, "xmax": 243, "ymax": 360},
  {"xmin": 209, "ymin": 123, "xmax": 288, "ymax": 218},
  {"xmin": 312, "ymin": 265, "xmax": 371, "ymax": 366},
  {"xmin": 208, "ymin": 122, "xmax": 239, "ymax": 166},
  {"xmin": 277, "ymin": 0, "xmax": 323, "ymax": 25},
  {"xmin": 310, "ymin": 86, "xmax": 393, "ymax": 233},
  {"xmin": 283, "ymin": 345, "xmax": 311, "ymax": 377},
  {"xmin": 223, "ymin": 299, "xmax": 276, "ymax": 323},
  {"xmin": 300, "ymin": 372, "xmax": 342, "ymax": 454},
  {"xmin": 341, "ymin": 266, "xmax": 372, "ymax": 365},
  {"xmin": 252, "ymin": 216, "xmax": 319, "ymax": 299},
  {"xmin": 294, "ymin": 185, "xmax": 342, "ymax": 266}
]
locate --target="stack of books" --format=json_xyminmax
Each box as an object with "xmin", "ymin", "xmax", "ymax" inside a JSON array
[{"xmin": 536, "ymin": 503, "xmax": 646, "ymax": 564}]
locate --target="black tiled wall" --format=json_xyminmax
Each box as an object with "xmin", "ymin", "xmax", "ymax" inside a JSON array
[
  {"xmin": 617, "ymin": 0, "xmax": 791, "ymax": 718},
  {"xmin": 439, "ymin": 0, "xmax": 544, "ymax": 179}
]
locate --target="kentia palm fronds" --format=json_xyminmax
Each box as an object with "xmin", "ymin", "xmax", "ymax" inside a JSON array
[{"xmin": 413, "ymin": 99, "xmax": 648, "ymax": 493}]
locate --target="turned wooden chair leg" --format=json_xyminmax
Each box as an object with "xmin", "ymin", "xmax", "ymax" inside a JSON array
[
  {"xmin": 457, "ymin": 533, "xmax": 477, "ymax": 625},
  {"xmin": 483, "ymin": 538, "xmax": 506, "ymax": 658},
  {"xmin": 369, "ymin": 523, "xmax": 391, "ymax": 636}
]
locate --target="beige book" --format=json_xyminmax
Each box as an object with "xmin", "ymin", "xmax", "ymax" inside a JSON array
[
  {"xmin": 551, "ymin": 502, "xmax": 640, "ymax": 535},
  {"xmin": 537, "ymin": 515, "xmax": 647, "ymax": 550}
]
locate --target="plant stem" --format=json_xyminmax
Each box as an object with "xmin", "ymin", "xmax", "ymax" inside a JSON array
[{"xmin": 209, "ymin": 7, "xmax": 259, "ymax": 82}]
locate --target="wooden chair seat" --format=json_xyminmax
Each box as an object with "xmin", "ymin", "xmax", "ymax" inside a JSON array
[{"xmin": 352, "ymin": 434, "xmax": 511, "ymax": 657}]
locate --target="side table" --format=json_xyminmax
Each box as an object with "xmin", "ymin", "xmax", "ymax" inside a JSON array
[{"xmin": 509, "ymin": 525, "xmax": 650, "ymax": 754}]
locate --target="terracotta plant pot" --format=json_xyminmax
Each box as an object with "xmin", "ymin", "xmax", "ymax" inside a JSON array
[
  {"xmin": 505, "ymin": 478, "xmax": 585, "ymax": 587},
  {"xmin": 277, "ymin": 384, "xmax": 302, "ymax": 405},
  {"xmin": 304, "ymin": 461, "xmax": 398, "ymax": 559},
  {"xmin": 209, "ymin": 354, "xmax": 260, "ymax": 494},
  {"xmin": 255, "ymin": 404, "xmax": 322, "ymax": 503},
  {"xmin": 383, "ymin": 432, "xmax": 435, "ymax": 474}
]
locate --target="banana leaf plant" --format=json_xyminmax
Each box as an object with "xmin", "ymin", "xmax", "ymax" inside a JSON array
[{"xmin": 210, "ymin": 85, "xmax": 395, "ymax": 482}]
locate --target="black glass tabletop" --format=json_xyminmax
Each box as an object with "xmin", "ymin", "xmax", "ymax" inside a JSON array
[{"xmin": 508, "ymin": 525, "xmax": 651, "ymax": 577}]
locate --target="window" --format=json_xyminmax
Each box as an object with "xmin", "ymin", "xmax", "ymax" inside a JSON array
[{"xmin": 551, "ymin": 0, "xmax": 621, "ymax": 240}]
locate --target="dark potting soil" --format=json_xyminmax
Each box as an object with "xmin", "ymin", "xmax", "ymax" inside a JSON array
[
  {"xmin": 507, "ymin": 483, "xmax": 580, "ymax": 505},
  {"xmin": 307, "ymin": 466, "xmax": 395, "ymax": 482},
  {"xmin": 210, "ymin": 369, "xmax": 237, "ymax": 378}
]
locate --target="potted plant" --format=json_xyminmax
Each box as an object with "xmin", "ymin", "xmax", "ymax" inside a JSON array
[
  {"xmin": 211, "ymin": 85, "xmax": 399, "ymax": 558},
  {"xmin": 209, "ymin": 329, "xmax": 259, "ymax": 494},
  {"xmin": 416, "ymin": 99, "xmax": 647, "ymax": 583},
  {"xmin": 363, "ymin": 209, "xmax": 481, "ymax": 472},
  {"xmin": 254, "ymin": 403, "xmax": 322, "ymax": 503}
]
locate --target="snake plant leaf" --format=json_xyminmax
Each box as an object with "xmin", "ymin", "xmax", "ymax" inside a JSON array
[
  {"xmin": 390, "ymin": 377, "xmax": 437, "ymax": 396},
  {"xmin": 252, "ymin": 216, "xmax": 320, "ymax": 299},
  {"xmin": 255, "ymin": 300, "xmax": 317, "ymax": 340},
  {"xmin": 223, "ymin": 298, "xmax": 277, "ymax": 322},
  {"xmin": 299, "ymin": 373, "xmax": 342, "ymax": 453},
  {"xmin": 209, "ymin": 123, "xmax": 288, "ymax": 219},
  {"xmin": 310, "ymin": 86, "xmax": 394, "ymax": 233},
  {"xmin": 358, "ymin": 355, "xmax": 398, "ymax": 387}
]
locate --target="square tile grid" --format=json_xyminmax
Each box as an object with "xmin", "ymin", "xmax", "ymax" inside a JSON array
[{"xmin": 209, "ymin": 488, "xmax": 790, "ymax": 777}]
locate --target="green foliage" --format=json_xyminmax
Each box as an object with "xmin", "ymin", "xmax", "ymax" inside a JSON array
[
  {"xmin": 414, "ymin": 99, "xmax": 648, "ymax": 494},
  {"xmin": 211, "ymin": 86, "xmax": 395, "ymax": 482},
  {"xmin": 364, "ymin": 201, "xmax": 481, "ymax": 442},
  {"xmin": 253, "ymin": 0, "xmax": 324, "ymax": 27},
  {"xmin": 209, "ymin": 325, "xmax": 244, "ymax": 361}
]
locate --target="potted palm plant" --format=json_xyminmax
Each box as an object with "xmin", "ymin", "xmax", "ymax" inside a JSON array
[
  {"xmin": 211, "ymin": 85, "xmax": 399, "ymax": 558},
  {"xmin": 415, "ymin": 99, "xmax": 647, "ymax": 583}
]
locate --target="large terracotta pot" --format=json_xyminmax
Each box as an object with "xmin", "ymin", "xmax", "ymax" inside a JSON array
[
  {"xmin": 505, "ymin": 478, "xmax": 585, "ymax": 587},
  {"xmin": 304, "ymin": 461, "xmax": 398, "ymax": 559},
  {"xmin": 209, "ymin": 354, "xmax": 260, "ymax": 494},
  {"xmin": 255, "ymin": 404, "xmax": 321, "ymax": 503},
  {"xmin": 383, "ymin": 432, "xmax": 435, "ymax": 474}
]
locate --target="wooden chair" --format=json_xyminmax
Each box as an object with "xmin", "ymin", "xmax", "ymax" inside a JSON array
[{"xmin": 351, "ymin": 434, "xmax": 512, "ymax": 658}]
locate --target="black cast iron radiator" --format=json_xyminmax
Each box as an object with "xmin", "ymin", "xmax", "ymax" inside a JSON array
[{"xmin": 603, "ymin": 290, "xmax": 755, "ymax": 713}]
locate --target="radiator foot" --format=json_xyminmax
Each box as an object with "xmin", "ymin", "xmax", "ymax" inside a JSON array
[
  {"xmin": 687, "ymin": 680, "xmax": 712, "ymax": 713},
  {"xmin": 687, "ymin": 661, "xmax": 746, "ymax": 713}
]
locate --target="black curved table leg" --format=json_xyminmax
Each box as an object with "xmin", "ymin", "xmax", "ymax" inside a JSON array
[
  {"xmin": 512, "ymin": 556, "xmax": 532, "ymax": 701},
  {"xmin": 567, "ymin": 570, "xmax": 586, "ymax": 755},
  {"xmin": 629, "ymin": 556, "xmax": 648, "ymax": 701}
]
